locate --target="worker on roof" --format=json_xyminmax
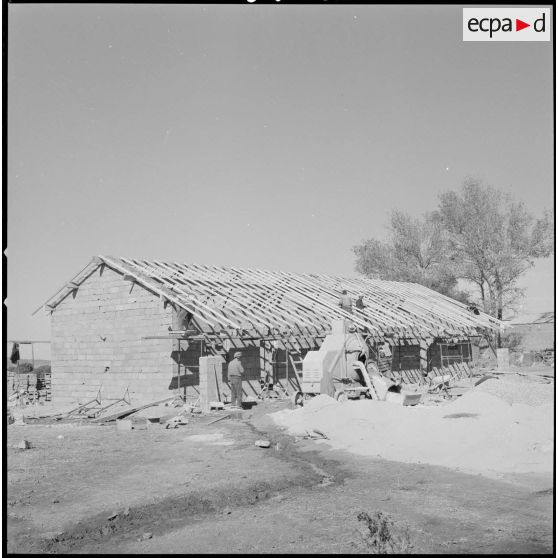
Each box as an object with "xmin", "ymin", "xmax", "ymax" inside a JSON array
[
  {"xmin": 228, "ymin": 351, "xmax": 245, "ymax": 409},
  {"xmin": 338, "ymin": 290, "xmax": 353, "ymax": 314},
  {"xmin": 169, "ymin": 307, "xmax": 192, "ymax": 332},
  {"xmin": 355, "ymin": 295, "xmax": 366, "ymax": 310}
]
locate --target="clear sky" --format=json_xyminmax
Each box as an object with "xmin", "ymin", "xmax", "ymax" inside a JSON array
[{"xmin": 7, "ymin": 4, "xmax": 554, "ymax": 359}]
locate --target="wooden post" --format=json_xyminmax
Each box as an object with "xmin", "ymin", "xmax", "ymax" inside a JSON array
[
  {"xmin": 485, "ymin": 333, "xmax": 498, "ymax": 358},
  {"xmin": 177, "ymin": 339, "xmax": 181, "ymax": 398},
  {"xmin": 285, "ymin": 342, "xmax": 289, "ymax": 391},
  {"xmin": 419, "ymin": 337, "xmax": 430, "ymax": 375}
]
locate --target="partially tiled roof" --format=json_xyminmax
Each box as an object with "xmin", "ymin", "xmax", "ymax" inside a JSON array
[{"xmin": 40, "ymin": 255, "xmax": 503, "ymax": 341}]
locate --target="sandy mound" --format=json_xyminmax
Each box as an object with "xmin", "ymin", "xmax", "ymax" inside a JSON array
[
  {"xmin": 271, "ymin": 377, "xmax": 554, "ymax": 479},
  {"xmin": 475, "ymin": 376, "xmax": 553, "ymax": 406}
]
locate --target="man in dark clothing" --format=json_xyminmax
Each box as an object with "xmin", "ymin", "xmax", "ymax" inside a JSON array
[
  {"xmin": 10, "ymin": 342, "xmax": 20, "ymax": 364},
  {"xmin": 228, "ymin": 351, "xmax": 245, "ymax": 408},
  {"xmin": 355, "ymin": 295, "xmax": 366, "ymax": 310}
]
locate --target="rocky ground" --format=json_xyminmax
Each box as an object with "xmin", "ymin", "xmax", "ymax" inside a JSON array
[{"xmin": 6, "ymin": 368, "xmax": 554, "ymax": 554}]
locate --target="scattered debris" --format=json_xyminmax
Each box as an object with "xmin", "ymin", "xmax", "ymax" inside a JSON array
[
  {"xmin": 165, "ymin": 415, "xmax": 189, "ymax": 429},
  {"xmin": 206, "ymin": 414, "xmax": 231, "ymax": 426},
  {"xmin": 474, "ymin": 374, "xmax": 498, "ymax": 386},
  {"xmin": 10, "ymin": 411, "xmax": 26, "ymax": 427},
  {"xmin": 312, "ymin": 428, "xmax": 328, "ymax": 439},
  {"xmin": 209, "ymin": 401, "xmax": 224, "ymax": 410},
  {"xmin": 44, "ymin": 531, "xmax": 64, "ymax": 542},
  {"xmin": 130, "ymin": 417, "xmax": 149, "ymax": 430},
  {"xmin": 170, "ymin": 399, "xmax": 184, "ymax": 408},
  {"xmin": 303, "ymin": 430, "xmax": 329, "ymax": 440},
  {"xmin": 91, "ymin": 396, "xmax": 176, "ymax": 424},
  {"xmin": 17, "ymin": 440, "xmax": 32, "ymax": 450},
  {"xmin": 255, "ymin": 440, "xmax": 271, "ymax": 448},
  {"xmin": 318, "ymin": 475, "xmax": 334, "ymax": 487},
  {"xmin": 428, "ymin": 373, "xmax": 452, "ymax": 393},
  {"xmin": 137, "ymin": 532, "xmax": 153, "ymax": 542}
]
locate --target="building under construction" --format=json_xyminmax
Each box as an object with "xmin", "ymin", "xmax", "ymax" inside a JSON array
[{"xmin": 37, "ymin": 256, "xmax": 503, "ymax": 405}]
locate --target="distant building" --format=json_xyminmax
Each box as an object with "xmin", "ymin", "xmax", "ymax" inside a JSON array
[{"xmin": 509, "ymin": 312, "xmax": 554, "ymax": 352}]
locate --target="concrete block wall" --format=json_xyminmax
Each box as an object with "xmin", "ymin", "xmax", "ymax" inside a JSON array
[{"xmin": 50, "ymin": 266, "xmax": 175, "ymax": 405}]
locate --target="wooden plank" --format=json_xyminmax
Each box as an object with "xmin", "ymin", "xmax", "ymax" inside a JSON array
[
  {"xmin": 177, "ymin": 262, "xmax": 315, "ymax": 330},
  {"xmin": 91, "ymin": 396, "xmax": 177, "ymax": 423}
]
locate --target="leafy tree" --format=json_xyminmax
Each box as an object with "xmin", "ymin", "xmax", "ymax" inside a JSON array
[
  {"xmin": 354, "ymin": 180, "xmax": 553, "ymax": 346},
  {"xmin": 437, "ymin": 179, "xmax": 554, "ymax": 328},
  {"xmin": 353, "ymin": 209, "xmax": 469, "ymax": 302}
]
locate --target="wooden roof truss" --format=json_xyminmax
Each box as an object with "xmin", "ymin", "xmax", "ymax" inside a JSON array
[{"xmin": 38, "ymin": 255, "xmax": 504, "ymax": 346}]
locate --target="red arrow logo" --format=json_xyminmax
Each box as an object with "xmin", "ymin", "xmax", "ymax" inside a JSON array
[{"xmin": 516, "ymin": 19, "xmax": 530, "ymax": 31}]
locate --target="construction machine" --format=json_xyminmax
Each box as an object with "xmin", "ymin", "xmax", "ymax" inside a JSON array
[{"xmin": 292, "ymin": 320, "xmax": 422, "ymax": 407}]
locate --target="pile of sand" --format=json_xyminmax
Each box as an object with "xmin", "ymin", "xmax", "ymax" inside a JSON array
[
  {"xmin": 475, "ymin": 376, "xmax": 553, "ymax": 406},
  {"xmin": 271, "ymin": 379, "xmax": 554, "ymax": 479}
]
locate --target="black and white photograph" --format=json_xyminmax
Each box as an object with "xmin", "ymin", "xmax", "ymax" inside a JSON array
[{"xmin": 5, "ymin": 2, "xmax": 554, "ymax": 554}]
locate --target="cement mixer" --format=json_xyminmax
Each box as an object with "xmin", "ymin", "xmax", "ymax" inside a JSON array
[{"xmin": 292, "ymin": 320, "xmax": 422, "ymax": 407}]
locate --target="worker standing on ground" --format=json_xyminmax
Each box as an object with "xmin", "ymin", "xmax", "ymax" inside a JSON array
[
  {"xmin": 338, "ymin": 290, "xmax": 353, "ymax": 314},
  {"xmin": 228, "ymin": 351, "xmax": 244, "ymax": 409}
]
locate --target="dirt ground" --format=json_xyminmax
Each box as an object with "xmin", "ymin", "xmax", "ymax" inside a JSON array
[{"xmin": 7, "ymin": 387, "xmax": 554, "ymax": 555}]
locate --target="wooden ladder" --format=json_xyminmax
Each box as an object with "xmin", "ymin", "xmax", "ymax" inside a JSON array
[{"xmin": 288, "ymin": 352, "xmax": 304, "ymax": 389}]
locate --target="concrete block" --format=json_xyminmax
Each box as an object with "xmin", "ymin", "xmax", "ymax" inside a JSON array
[
  {"xmin": 116, "ymin": 419, "xmax": 133, "ymax": 431},
  {"xmin": 497, "ymin": 348, "xmax": 510, "ymax": 370}
]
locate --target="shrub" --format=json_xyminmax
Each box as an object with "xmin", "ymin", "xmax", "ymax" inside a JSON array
[
  {"xmin": 13, "ymin": 362, "xmax": 34, "ymax": 373},
  {"xmin": 500, "ymin": 331, "xmax": 524, "ymax": 352},
  {"xmin": 357, "ymin": 511, "xmax": 412, "ymax": 554}
]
